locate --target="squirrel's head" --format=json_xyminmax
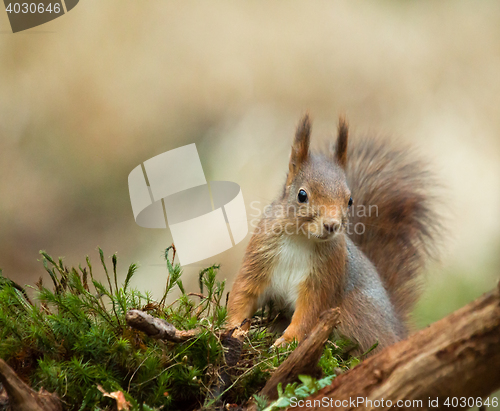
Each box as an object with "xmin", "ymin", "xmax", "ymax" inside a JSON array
[{"xmin": 281, "ymin": 114, "xmax": 352, "ymax": 242}]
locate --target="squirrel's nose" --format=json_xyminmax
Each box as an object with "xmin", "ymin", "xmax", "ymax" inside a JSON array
[{"xmin": 323, "ymin": 220, "xmax": 340, "ymax": 234}]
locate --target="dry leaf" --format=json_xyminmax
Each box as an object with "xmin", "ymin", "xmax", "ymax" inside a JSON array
[{"xmin": 97, "ymin": 384, "xmax": 131, "ymax": 411}]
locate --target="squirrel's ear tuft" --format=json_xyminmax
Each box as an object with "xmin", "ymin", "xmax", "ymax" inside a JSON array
[
  {"xmin": 289, "ymin": 114, "xmax": 311, "ymax": 174},
  {"xmin": 335, "ymin": 116, "xmax": 348, "ymax": 169}
]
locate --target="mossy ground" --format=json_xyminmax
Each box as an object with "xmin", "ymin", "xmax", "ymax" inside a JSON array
[{"xmin": 0, "ymin": 248, "xmax": 361, "ymax": 410}]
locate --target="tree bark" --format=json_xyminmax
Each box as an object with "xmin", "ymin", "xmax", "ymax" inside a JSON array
[
  {"xmin": 288, "ymin": 282, "xmax": 500, "ymax": 411},
  {"xmin": 0, "ymin": 359, "xmax": 61, "ymax": 411}
]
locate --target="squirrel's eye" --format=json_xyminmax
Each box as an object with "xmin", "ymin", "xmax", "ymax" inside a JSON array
[
  {"xmin": 348, "ymin": 197, "xmax": 353, "ymax": 207},
  {"xmin": 298, "ymin": 189, "xmax": 308, "ymax": 203}
]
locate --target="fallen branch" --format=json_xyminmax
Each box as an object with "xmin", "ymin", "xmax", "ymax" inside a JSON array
[
  {"xmin": 0, "ymin": 359, "xmax": 61, "ymax": 411},
  {"xmin": 289, "ymin": 282, "xmax": 500, "ymax": 411},
  {"xmin": 125, "ymin": 309, "xmax": 198, "ymax": 342},
  {"xmin": 259, "ymin": 308, "xmax": 341, "ymax": 402}
]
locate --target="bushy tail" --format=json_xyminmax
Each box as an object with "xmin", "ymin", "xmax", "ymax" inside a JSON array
[{"xmin": 345, "ymin": 135, "xmax": 441, "ymax": 319}]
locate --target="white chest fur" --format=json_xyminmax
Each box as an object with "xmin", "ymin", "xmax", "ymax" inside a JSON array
[{"xmin": 259, "ymin": 236, "xmax": 314, "ymax": 311}]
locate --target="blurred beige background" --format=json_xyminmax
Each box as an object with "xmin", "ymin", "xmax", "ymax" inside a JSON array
[{"xmin": 1, "ymin": 1, "xmax": 499, "ymax": 332}]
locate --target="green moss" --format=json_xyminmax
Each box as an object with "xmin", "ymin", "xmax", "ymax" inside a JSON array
[{"xmin": 0, "ymin": 249, "xmax": 359, "ymax": 410}]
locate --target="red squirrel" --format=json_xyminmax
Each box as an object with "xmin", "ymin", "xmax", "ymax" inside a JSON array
[{"xmin": 226, "ymin": 114, "xmax": 439, "ymax": 352}]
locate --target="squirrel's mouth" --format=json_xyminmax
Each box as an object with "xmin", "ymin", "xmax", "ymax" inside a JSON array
[
  {"xmin": 301, "ymin": 220, "xmax": 343, "ymax": 242},
  {"xmin": 310, "ymin": 232, "xmax": 340, "ymax": 242}
]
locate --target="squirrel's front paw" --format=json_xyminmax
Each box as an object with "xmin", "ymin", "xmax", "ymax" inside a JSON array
[
  {"xmin": 272, "ymin": 336, "xmax": 288, "ymax": 348},
  {"xmin": 272, "ymin": 325, "xmax": 302, "ymax": 348},
  {"xmin": 272, "ymin": 334, "xmax": 296, "ymax": 349}
]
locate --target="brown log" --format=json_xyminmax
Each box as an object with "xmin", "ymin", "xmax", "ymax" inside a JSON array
[
  {"xmin": 0, "ymin": 359, "xmax": 61, "ymax": 411},
  {"xmin": 289, "ymin": 282, "xmax": 500, "ymax": 411},
  {"xmin": 125, "ymin": 309, "xmax": 198, "ymax": 342},
  {"xmin": 259, "ymin": 308, "xmax": 341, "ymax": 401}
]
